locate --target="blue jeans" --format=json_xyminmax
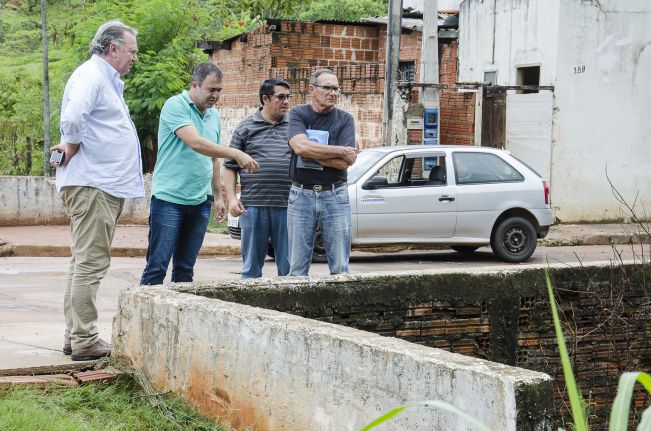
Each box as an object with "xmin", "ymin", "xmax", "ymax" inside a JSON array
[
  {"xmin": 140, "ymin": 196, "xmax": 211, "ymax": 285},
  {"xmin": 287, "ymin": 184, "xmax": 351, "ymax": 276},
  {"xmin": 240, "ymin": 206, "xmax": 289, "ymax": 278}
]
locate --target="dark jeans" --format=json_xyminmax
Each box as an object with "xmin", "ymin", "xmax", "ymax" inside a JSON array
[
  {"xmin": 140, "ymin": 196, "xmax": 211, "ymax": 285},
  {"xmin": 240, "ymin": 206, "xmax": 289, "ymax": 278}
]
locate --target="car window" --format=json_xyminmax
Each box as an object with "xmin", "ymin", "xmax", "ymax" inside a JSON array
[
  {"xmin": 348, "ymin": 150, "xmax": 386, "ymax": 184},
  {"xmin": 403, "ymin": 154, "xmax": 447, "ymax": 186},
  {"xmin": 377, "ymin": 156, "xmax": 405, "ymax": 184},
  {"xmin": 370, "ymin": 153, "xmax": 447, "ymax": 188},
  {"xmin": 453, "ymin": 152, "xmax": 524, "ymax": 184}
]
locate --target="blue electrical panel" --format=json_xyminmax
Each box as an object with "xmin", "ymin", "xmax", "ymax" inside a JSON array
[
  {"xmin": 423, "ymin": 108, "xmax": 439, "ymax": 170},
  {"xmin": 423, "ymin": 108, "xmax": 439, "ymax": 169},
  {"xmin": 423, "ymin": 108, "xmax": 439, "ymax": 145}
]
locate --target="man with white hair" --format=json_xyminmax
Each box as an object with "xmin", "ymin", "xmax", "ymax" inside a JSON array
[{"xmin": 50, "ymin": 20, "xmax": 143, "ymax": 361}]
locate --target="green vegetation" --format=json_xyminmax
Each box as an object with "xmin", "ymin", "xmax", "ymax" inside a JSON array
[
  {"xmin": 208, "ymin": 210, "xmax": 229, "ymax": 233},
  {"xmin": 358, "ymin": 400, "xmax": 491, "ymax": 431},
  {"xmin": 0, "ymin": 375, "xmax": 231, "ymax": 431},
  {"xmin": 357, "ymin": 270, "xmax": 651, "ymax": 431},
  {"xmin": 299, "ymin": 0, "xmax": 386, "ymax": 21},
  {"xmin": 544, "ymin": 269, "xmax": 651, "ymax": 431},
  {"xmin": 0, "ymin": 0, "xmax": 387, "ymax": 175}
]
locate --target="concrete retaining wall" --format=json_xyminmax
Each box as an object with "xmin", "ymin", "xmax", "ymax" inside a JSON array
[
  {"xmin": 114, "ymin": 282, "xmax": 554, "ymax": 431},
  {"xmin": 0, "ymin": 175, "xmax": 151, "ymax": 225},
  {"xmin": 178, "ymin": 263, "xmax": 651, "ymax": 429}
]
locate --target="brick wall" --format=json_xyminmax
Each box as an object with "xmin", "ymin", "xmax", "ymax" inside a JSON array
[
  {"xmin": 199, "ymin": 265, "xmax": 651, "ymax": 430},
  {"xmin": 211, "ymin": 22, "xmax": 384, "ymax": 148},
  {"xmin": 439, "ymin": 40, "xmax": 475, "ymax": 145},
  {"xmin": 210, "ymin": 20, "xmax": 474, "ymax": 147}
]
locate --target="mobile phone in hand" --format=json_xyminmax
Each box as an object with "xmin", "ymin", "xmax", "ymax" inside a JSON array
[{"xmin": 50, "ymin": 149, "xmax": 65, "ymax": 165}]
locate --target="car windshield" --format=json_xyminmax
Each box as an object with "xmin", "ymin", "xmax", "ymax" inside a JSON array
[{"xmin": 347, "ymin": 150, "xmax": 386, "ymax": 184}]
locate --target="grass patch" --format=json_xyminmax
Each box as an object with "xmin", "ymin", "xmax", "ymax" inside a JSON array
[
  {"xmin": 207, "ymin": 210, "xmax": 229, "ymax": 234},
  {"xmin": 0, "ymin": 375, "xmax": 232, "ymax": 431}
]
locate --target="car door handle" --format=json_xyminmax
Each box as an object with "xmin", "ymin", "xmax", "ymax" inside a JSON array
[{"xmin": 438, "ymin": 195, "xmax": 455, "ymax": 202}]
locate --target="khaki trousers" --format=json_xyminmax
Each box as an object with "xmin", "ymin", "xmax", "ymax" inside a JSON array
[{"xmin": 61, "ymin": 186, "xmax": 124, "ymax": 349}]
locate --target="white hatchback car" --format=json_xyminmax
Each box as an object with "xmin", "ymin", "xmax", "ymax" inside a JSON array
[{"xmin": 228, "ymin": 145, "xmax": 553, "ymax": 263}]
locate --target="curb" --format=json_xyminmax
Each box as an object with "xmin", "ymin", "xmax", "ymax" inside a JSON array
[
  {"xmin": 8, "ymin": 244, "xmax": 241, "ymax": 258},
  {"xmin": 540, "ymin": 232, "xmax": 650, "ymax": 247},
  {"xmin": 3, "ymin": 232, "xmax": 648, "ymax": 258}
]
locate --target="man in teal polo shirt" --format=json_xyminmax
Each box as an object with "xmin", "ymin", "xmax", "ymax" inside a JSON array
[{"xmin": 140, "ymin": 62, "xmax": 259, "ymax": 285}]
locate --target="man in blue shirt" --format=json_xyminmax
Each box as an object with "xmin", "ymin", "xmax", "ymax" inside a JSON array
[
  {"xmin": 287, "ymin": 69, "xmax": 358, "ymax": 276},
  {"xmin": 140, "ymin": 62, "xmax": 259, "ymax": 286},
  {"xmin": 224, "ymin": 78, "xmax": 292, "ymax": 278},
  {"xmin": 50, "ymin": 20, "xmax": 143, "ymax": 361}
]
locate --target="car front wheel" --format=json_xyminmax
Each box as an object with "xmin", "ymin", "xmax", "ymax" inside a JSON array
[{"xmin": 490, "ymin": 216, "xmax": 537, "ymax": 263}]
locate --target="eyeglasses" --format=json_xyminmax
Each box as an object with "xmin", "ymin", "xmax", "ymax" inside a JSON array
[
  {"xmin": 314, "ymin": 84, "xmax": 340, "ymax": 93},
  {"xmin": 271, "ymin": 94, "xmax": 292, "ymax": 102}
]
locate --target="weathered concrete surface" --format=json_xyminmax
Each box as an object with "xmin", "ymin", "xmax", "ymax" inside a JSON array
[
  {"xmin": 0, "ymin": 225, "xmax": 239, "ymax": 257},
  {"xmin": 114, "ymin": 282, "xmax": 554, "ymax": 431},
  {"xmin": 0, "ymin": 175, "xmax": 151, "ymax": 226},
  {"xmin": 179, "ymin": 262, "xmax": 651, "ymax": 430}
]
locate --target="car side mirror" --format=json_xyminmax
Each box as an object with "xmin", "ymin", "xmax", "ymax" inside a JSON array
[{"xmin": 363, "ymin": 175, "xmax": 389, "ymax": 190}]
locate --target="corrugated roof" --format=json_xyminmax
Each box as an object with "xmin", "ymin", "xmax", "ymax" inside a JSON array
[{"xmin": 361, "ymin": 16, "xmax": 429, "ymax": 31}]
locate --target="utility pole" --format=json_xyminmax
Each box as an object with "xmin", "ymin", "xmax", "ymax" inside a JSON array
[
  {"xmin": 420, "ymin": 0, "xmax": 439, "ymax": 109},
  {"xmin": 41, "ymin": 0, "xmax": 51, "ymax": 176},
  {"xmin": 382, "ymin": 0, "xmax": 403, "ymax": 146}
]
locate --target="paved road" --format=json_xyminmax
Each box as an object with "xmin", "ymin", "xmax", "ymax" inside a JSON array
[{"xmin": 0, "ymin": 244, "xmax": 645, "ymax": 371}]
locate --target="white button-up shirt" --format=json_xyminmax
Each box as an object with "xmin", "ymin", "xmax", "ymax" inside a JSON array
[{"xmin": 56, "ymin": 54, "xmax": 144, "ymax": 198}]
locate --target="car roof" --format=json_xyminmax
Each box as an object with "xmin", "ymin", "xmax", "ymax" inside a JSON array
[{"xmin": 361, "ymin": 145, "xmax": 508, "ymax": 154}]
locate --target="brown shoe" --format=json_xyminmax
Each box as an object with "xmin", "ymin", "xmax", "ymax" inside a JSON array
[
  {"xmin": 71, "ymin": 339, "xmax": 111, "ymax": 361},
  {"xmin": 63, "ymin": 335, "xmax": 72, "ymax": 355}
]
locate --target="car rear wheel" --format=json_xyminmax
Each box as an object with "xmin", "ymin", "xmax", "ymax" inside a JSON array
[
  {"xmin": 312, "ymin": 225, "xmax": 327, "ymax": 263},
  {"xmin": 490, "ymin": 216, "xmax": 537, "ymax": 263},
  {"xmin": 451, "ymin": 246, "xmax": 479, "ymax": 254}
]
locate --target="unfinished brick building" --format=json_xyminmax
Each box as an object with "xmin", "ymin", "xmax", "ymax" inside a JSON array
[{"xmin": 198, "ymin": 17, "xmax": 475, "ymax": 148}]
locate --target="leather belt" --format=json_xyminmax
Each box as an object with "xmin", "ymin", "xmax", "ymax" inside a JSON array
[{"xmin": 292, "ymin": 180, "xmax": 346, "ymax": 192}]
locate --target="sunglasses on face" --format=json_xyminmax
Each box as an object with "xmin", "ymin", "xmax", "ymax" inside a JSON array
[
  {"xmin": 271, "ymin": 94, "xmax": 292, "ymax": 102},
  {"xmin": 313, "ymin": 84, "xmax": 340, "ymax": 93}
]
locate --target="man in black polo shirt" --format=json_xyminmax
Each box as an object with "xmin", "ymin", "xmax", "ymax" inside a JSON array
[
  {"xmin": 287, "ymin": 68, "xmax": 358, "ymax": 276},
  {"xmin": 224, "ymin": 78, "xmax": 292, "ymax": 278}
]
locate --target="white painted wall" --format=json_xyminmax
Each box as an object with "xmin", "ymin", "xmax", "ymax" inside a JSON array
[
  {"xmin": 0, "ymin": 176, "xmax": 151, "ymax": 225},
  {"xmin": 551, "ymin": 0, "xmax": 651, "ymax": 221},
  {"xmin": 114, "ymin": 279, "xmax": 553, "ymax": 431},
  {"xmin": 458, "ymin": 0, "xmax": 561, "ymax": 86},
  {"xmin": 459, "ymin": 0, "xmax": 651, "ymax": 221}
]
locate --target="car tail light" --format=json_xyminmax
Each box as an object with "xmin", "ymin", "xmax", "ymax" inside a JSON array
[{"xmin": 543, "ymin": 180, "xmax": 550, "ymax": 205}]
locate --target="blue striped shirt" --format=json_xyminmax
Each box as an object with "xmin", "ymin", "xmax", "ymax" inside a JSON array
[{"xmin": 224, "ymin": 109, "xmax": 291, "ymax": 207}]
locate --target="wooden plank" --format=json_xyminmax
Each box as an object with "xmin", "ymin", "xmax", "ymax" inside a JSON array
[
  {"xmin": 0, "ymin": 361, "xmax": 95, "ymax": 377},
  {"xmin": 0, "ymin": 374, "xmax": 78, "ymax": 387}
]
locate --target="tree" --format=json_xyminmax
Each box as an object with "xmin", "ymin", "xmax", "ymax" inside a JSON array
[
  {"xmin": 0, "ymin": 73, "xmax": 47, "ymax": 175},
  {"xmin": 208, "ymin": 0, "xmax": 308, "ymax": 20},
  {"xmin": 299, "ymin": 0, "xmax": 387, "ymax": 21},
  {"xmin": 65, "ymin": 0, "xmax": 221, "ymax": 172},
  {"xmin": 41, "ymin": 0, "xmax": 51, "ymax": 176}
]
